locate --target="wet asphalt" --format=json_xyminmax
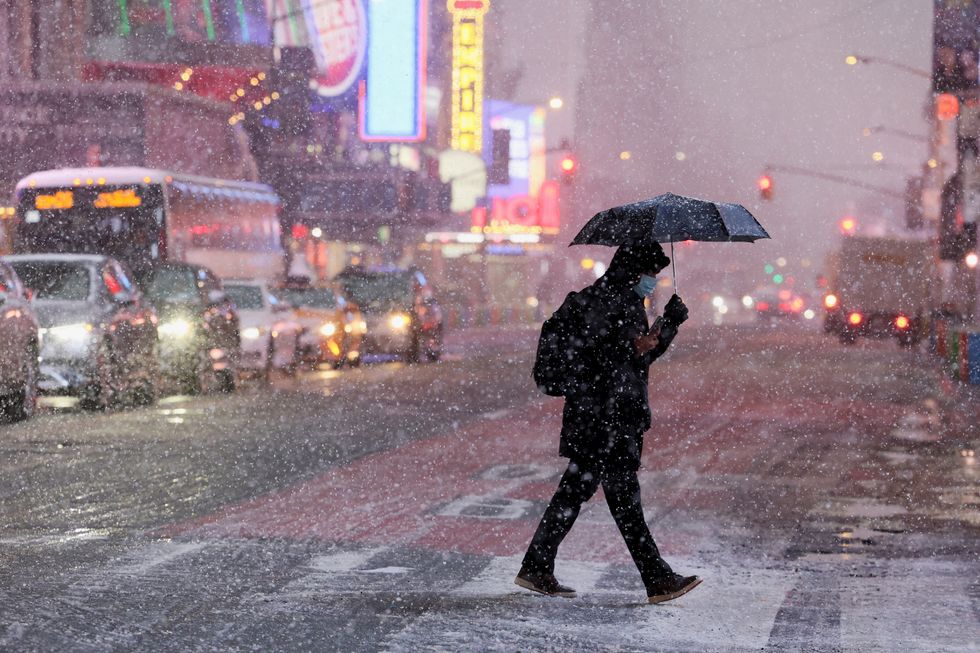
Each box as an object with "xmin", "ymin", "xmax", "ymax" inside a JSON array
[{"xmin": 1, "ymin": 321, "xmax": 977, "ymax": 652}]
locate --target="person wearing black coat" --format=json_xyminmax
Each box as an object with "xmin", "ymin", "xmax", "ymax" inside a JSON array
[{"xmin": 515, "ymin": 242, "xmax": 702, "ymax": 605}]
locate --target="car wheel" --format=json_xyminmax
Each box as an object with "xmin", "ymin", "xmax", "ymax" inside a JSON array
[
  {"xmin": 80, "ymin": 357, "xmax": 116, "ymax": 411},
  {"xmin": 407, "ymin": 331, "xmax": 422, "ymax": 363},
  {"xmin": 217, "ymin": 368, "xmax": 237, "ymax": 393},
  {"xmin": 425, "ymin": 329, "xmax": 443, "ymax": 362},
  {"xmin": 283, "ymin": 340, "xmax": 301, "ymax": 377},
  {"xmin": 3, "ymin": 342, "xmax": 39, "ymax": 422},
  {"xmin": 131, "ymin": 347, "xmax": 159, "ymax": 407},
  {"xmin": 180, "ymin": 347, "xmax": 212, "ymax": 395},
  {"xmin": 132, "ymin": 378, "xmax": 157, "ymax": 407},
  {"xmin": 260, "ymin": 341, "xmax": 274, "ymax": 384}
]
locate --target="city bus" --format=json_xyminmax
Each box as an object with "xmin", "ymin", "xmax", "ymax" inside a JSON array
[{"xmin": 10, "ymin": 167, "xmax": 283, "ymax": 279}]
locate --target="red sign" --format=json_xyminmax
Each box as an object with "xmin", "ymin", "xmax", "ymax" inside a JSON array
[
  {"xmin": 471, "ymin": 181, "xmax": 560, "ymax": 234},
  {"xmin": 307, "ymin": 0, "xmax": 367, "ymax": 97}
]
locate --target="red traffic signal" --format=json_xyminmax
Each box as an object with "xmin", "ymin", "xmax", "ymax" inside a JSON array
[
  {"xmin": 757, "ymin": 174, "xmax": 773, "ymax": 201},
  {"xmin": 560, "ymin": 154, "xmax": 578, "ymax": 185}
]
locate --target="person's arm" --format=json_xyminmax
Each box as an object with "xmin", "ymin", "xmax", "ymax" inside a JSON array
[{"xmin": 637, "ymin": 294, "xmax": 688, "ymax": 362}]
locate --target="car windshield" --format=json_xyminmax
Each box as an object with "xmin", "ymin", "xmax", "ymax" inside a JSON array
[
  {"xmin": 224, "ymin": 284, "xmax": 264, "ymax": 310},
  {"xmin": 338, "ymin": 273, "xmax": 411, "ymax": 309},
  {"xmin": 135, "ymin": 266, "xmax": 200, "ymax": 304},
  {"xmin": 279, "ymin": 287, "xmax": 336, "ymax": 309},
  {"xmin": 8, "ymin": 261, "xmax": 92, "ymax": 301}
]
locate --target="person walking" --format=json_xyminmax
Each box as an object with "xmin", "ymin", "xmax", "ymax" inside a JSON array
[{"xmin": 516, "ymin": 242, "xmax": 702, "ymax": 604}]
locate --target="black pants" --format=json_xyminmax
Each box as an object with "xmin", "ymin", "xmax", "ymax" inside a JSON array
[{"xmin": 521, "ymin": 459, "xmax": 672, "ymax": 586}]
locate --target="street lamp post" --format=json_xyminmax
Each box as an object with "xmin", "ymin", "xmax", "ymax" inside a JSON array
[
  {"xmin": 844, "ymin": 54, "xmax": 930, "ymax": 79},
  {"xmin": 862, "ymin": 125, "xmax": 929, "ymax": 144}
]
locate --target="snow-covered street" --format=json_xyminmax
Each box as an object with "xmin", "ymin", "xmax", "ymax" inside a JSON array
[{"xmin": 2, "ymin": 324, "xmax": 977, "ymax": 651}]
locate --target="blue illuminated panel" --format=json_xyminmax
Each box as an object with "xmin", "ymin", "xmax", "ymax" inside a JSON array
[{"xmin": 359, "ymin": 0, "xmax": 426, "ymax": 141}]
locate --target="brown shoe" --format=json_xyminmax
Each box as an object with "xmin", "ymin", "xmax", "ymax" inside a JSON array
[
  {"xmin": 646, "ymin": 574, "xmax": 701, "ymax": 604},
  {"xmin": 515, "ymin": 569, "xmax": 577, "ymax": 598}
]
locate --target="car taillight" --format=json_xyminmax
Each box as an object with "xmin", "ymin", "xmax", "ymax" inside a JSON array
[
  {"xmin": 756, "ymin": 301, "xmax": 770, "ymax": 311},
  {"xmin": 895, "ymin": 315, "xmax": 910, "ymax": 330},
  {"xmin": 824, "ymin": 294, "xmax": 838, "ymax": 309},
  {"xmin": 848, "ymin": 312, "xmax": 863, "ymax": 326}
]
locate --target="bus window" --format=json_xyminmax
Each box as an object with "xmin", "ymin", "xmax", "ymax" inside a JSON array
[{"xmin": 14, "ymin": 185, "xmax": 164, "ymax": 271}]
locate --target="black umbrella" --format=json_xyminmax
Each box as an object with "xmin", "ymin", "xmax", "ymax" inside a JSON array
[{"xmin": 571, "ymin": 192, "xmax": 770, "ymax": 290}]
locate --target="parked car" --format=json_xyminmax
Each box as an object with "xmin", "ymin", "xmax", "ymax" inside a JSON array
[
  {"xmin": 134, "ymin": 262, "xmax": 240, "ymax": 394},
  {"xmin": 334, "ymin": 267, "xmax": 443, "ymax": 362},
  {"xmin": 276, "ymin": 281, "xmax": 366, "ymax": 368},
  {"xmin": 0, "ymin": 261, "xmax": 40, "ymax": 421},
  {"xmin": 4, "ymin": 254, "xmax": 159, "ymax": 409},
  {"xmin": 223, "ymin": 279, "xmax": 302, "ymax": 379}
]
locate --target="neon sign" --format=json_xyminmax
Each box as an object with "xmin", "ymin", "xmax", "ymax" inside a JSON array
[
  {"xmin": 359, "ymin": 0, "xmax": 427, "ymax": 141},
  {"xmin": 448, "ymin": 0, "xmax": 489, "ymax": 153},
  {"xmin": 94, "ymin": 189, "xmax": 142, "ymax": 208},
  {"xmin": 35, "ymin": 191, "xmax": 74, "ymax": 210},
  {"xmin": 306, "ymin": 0, "xmax": 367, "ymax": 97},
  {"xmin": 470, "ymin": 180, "xmax": 560, "ymax": 235}
]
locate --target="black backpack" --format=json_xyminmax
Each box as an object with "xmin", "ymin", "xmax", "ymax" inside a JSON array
[{"xmin": 532, "ymin": 291, "xmax": 593, "ymax": 396}]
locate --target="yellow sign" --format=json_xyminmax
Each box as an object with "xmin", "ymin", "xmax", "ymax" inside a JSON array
[
  {"xmin": 35, "ymin": 191, "xmax": 74, "ymax": 210},
  {"xmin": 94, "ymin": 188, "xmax": 142, "ymax": 209},
  {"xmin": 448, "ymin": 0, "xmax": 489, "ymax": 153}
]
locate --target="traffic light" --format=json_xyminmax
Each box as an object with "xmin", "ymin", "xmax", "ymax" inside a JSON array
[
  {"xmin": 559, "ymin": 154, "xmax": 578, "ymax": 186},
  {"xmin": 757, "ymin": 174, "xmax": 773, "ymax": 201},
  {"xmin": 489, "ymin": 128, "xmax": 511, "ymax": 185}
]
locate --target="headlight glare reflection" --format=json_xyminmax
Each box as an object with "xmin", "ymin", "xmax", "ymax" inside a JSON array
[
  {"xmin": 242, "ymin": 326, "xmax": 263, "ymax": 339},
  {"xmin": 388, "ymin": 313, "xmax": 410, "ymax": 331},
  {"xmin": 158, "ymin": 319, "xmax": 193, "ymax": 338},
  {"xmin": 47, "ymin": 322, "xmax": 94, "ymax": 341}
]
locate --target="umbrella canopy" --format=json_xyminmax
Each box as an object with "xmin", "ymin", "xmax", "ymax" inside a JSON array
[{"xmin": 571, "ymin": 192, "xmax": 770, "ymax": 246}]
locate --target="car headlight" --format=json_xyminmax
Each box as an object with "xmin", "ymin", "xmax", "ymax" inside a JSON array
[
  {"xmin": 319, "ymin": 322, "xmax": 338, "ymax": 337},
  {"xmin": 242, "ymin": 326, "xmax": 265, "ymax": 340},
  {"xmin": 45, "ymin": 322, "xmax": 95, "ymax": 341},
  {"xmin": 158, "ymin": 318, "xmax": 194, "ymax": 338},
  {"xmin": 388, "ymin": 312, "xmax": 411, "ymax": 331}
]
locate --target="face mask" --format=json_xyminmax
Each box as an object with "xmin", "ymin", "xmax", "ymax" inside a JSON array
[{"xmin": 633, "ymin": 274, "xmax": 657, "ymax": 297}]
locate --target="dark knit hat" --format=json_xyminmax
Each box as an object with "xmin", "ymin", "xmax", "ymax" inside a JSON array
[{"xmin": 609, "ymin": 242, "xmax": 670, "ymax": 274}]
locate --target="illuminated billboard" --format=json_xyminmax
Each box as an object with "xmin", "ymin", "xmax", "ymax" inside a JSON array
[
  {"xmin": 267, "ymin": 0, "xmax": 368, "ymax": 99},
  {"xmin": 359, "ymin": 0, "xmax": 427, "ymax": 141},
  {"xmin": 88, "ymin": 0, "xmax": 271, "ymax": 47},
  {"xmin": 485, "ymin": 100, "xmax": 545, "ymax": 199},
  {"xmin": 447, "ymin": 0, "xmax": 489, "ymax": 153}
]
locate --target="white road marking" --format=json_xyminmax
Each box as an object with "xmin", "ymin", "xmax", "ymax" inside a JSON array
[
  {"xmin": 305, "ymin": 548, "xmax": 379, "ymax": 573},
  {"xmin": 480, "ymin": 408, "xmax": 512, "ymax": 421},
  {"xmin": 106, "ymin": 541, "xmax": 209, "ymax": 576}
]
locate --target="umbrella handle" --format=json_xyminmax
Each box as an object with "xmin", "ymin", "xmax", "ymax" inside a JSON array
[{"xmin": 670, "ymin": 237, "xmax": 677, "ymax": 295}]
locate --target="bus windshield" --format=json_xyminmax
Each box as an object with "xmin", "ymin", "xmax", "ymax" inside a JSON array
[{"xmin": 15, "ymin": 185, "xmax": 164, "ymax": 270}]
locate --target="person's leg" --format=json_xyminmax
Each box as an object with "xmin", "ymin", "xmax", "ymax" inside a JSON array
[
  {"xmin": 521, "ymin": 459, "xmax": 600, "ymax": 574},
  {"xmin": 600, "ymin": 468, "xmax": 673, "ymax": 585}
]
